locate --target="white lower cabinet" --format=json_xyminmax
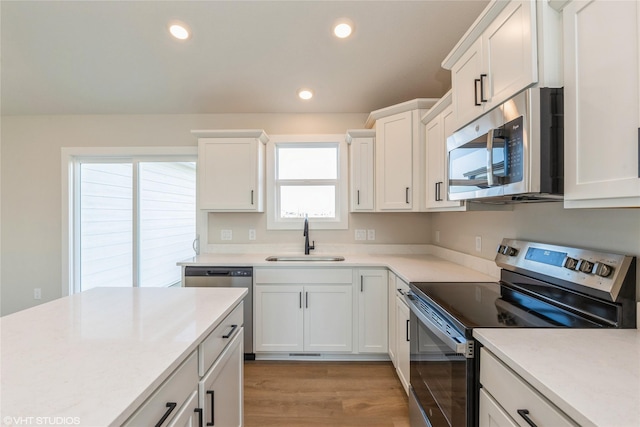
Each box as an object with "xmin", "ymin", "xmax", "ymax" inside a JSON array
[
  {"xmin": 395, "ymin": 290, "xmax": 410, "ymax": 395},
  {"xmin": 254, "ymin": 268, "xmax": 354, "ymax": 354},
  {"xmin": 167, "ymin": 390, "xmax": 200, "ymax": 427},
  {"xmin": 255, "ymin": 284, "xmax": 353, "ymax": 352},
  {"xmin": 480, "ymin": 348, "xmax": 577, "ymax": 427},
  {"xmin": 357, "ymin": 269, "xmax": 388, "ymax": 353},
  {"xmin": 125, "ymin": 302, "xmax": 244, "ymax": 427},
  {"xmin": 387, "ymin": 272, "xmax": 397, "ymax": 366},
  {"xmin": 199, "ymin": 329, "xmax": 244, "ymax": 427},
  {"xmin": 479, "ymin": 389, "xmax": 518, "ymax": 427}
]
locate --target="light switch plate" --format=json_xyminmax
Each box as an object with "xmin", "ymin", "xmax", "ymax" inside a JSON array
[
  {"xmin": 355, "ymin": 229, "xmax": 367, "ymax": 241},
  {"xmin": 367, "ymin": 229, "xmax": 376, "ymax": 240}
]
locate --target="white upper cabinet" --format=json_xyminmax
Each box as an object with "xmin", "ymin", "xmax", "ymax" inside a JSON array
[
  {"xmin": 422, "ymin": 92, "xmax": 466, "ymax": 211},
  {"xmin": 367, "ymin": 99, "xmax": 436, "ymax": 211},
  {"xmin": 444, "ymin": 1, "xmax": 555, "ymax": 131},
  {"xmin": 346, "ymin": 129, "xmax": 375, "ymax": 212},
  {"xmin": 376, "ymin": 111, "xmax": 414, "ymax": 210},
  {"xmin": 562, "ymin": 0, "xmax": 640, "ymax": 208},
  {"xmin": 482, "ymin": 0, "xmax": 537, "ymax": 109},
  {"xmin": 193, "ymin": 130, "xmax": 268, "ymax": 211}
]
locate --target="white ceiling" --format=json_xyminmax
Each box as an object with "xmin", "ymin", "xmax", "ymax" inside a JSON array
[{"xmin": 1, "ymin": 0, "xmax": 489, "ymax": 116}]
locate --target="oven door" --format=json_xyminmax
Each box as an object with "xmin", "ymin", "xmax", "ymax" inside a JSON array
[{"xmin": 407, "ymin": 296, "xmax": 474, "ymax": 427}]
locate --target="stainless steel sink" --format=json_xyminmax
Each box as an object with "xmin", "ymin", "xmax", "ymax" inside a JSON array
[{"xmin": 265, "ymin": 255, "xmax": 345, "ymax": 262}]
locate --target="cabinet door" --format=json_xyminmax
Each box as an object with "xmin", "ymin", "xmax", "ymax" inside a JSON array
[
  {"xmin": 451, "ymin": 38, "xmax": 485, "ymax": 129},
  {"xmin": 376, "ymin": 111, "xmax": 414, "ymax": 210},
  {"xmin": 350, "ymin": 137, "xmax": 375, "ymax": 211},
  {"xmin": 199, "ymin": 329, "xmax": 244, "ymax": 427},
  {"xmin": 395, "ymin": 297, "xmax": 410, "ymax": 395},
  {"xmin": 198, "ymin": 138, "xmax": 261, "ymax": 211},
  {"xmin": 255, "ymin": 285, "xmax": 304, "ymax": 352},
  {"xmin": 304, "ymin": 285, "xmax": 353, "ymax": 352},
  {"xmin": 387, "ymin": 272, "xmax": 397, "ymax": 366},
  {"xmin": 357, "ymin": 269, "xmax": 388, "ymax": 353},
  {"xmin": 426, "ymin": 106, "xmax": 465, "ymax": 211},
  {"xmin": 166, "ymin": 390, "xmax": 200, "ymax": 427},
  {"xmin": 479, "ymin": 389, "xmax": 518, "ymax": 427},
  {"xmin": 483, "ymin": 0, "xmax": 537, "ymax": 110},
  {"xmin": 563, "ymin": 0, "xmax": 640, "ymax": 208}
]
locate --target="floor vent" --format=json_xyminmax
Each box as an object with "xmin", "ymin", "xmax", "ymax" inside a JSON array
[{"xmin": 289, "ymin": 353, "xmax": 321, "ymax": 357}]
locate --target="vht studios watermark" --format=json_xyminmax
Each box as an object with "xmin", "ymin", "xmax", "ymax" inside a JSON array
[{"xmin": 2, "ymin": 416, "xmax": 81, "ymax": 426}]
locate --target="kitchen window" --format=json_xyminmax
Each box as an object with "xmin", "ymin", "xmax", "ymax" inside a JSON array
[
  {"xmin": 62, "ymin": 148, "xmax": 197, "ymax": 295},
  {"xmin": 266, "ymin": 135, "xmax": 348, "ymax": 230}
]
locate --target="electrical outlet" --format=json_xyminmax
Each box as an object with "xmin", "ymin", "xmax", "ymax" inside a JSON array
[
  {"xmin": 355, "ymin": 229, "xmax": 367, "ymax": 241},
  {"xmin": 249, "ymin": 229, "xmax": 256, "ymax": 241},
  {"xmin": 435, "ymin": 230, "xmax": 440, "ymax": 243},
  {"xmin": 34, "ymin": 288, "xmax": 42, "ymax": 300},
  {"xmin": 475, "ymin": 236, "xmax": 482, "ymax": 252},
  {"xmin": 221, "ymin": 229, "xmax": 233, "ymax": 241},
  {"xmin": 367, "ymin": 229, "xmax": 376, "ymax": 240}
]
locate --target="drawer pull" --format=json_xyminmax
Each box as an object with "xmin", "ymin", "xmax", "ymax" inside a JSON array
[
  {"xmin": 194, "ymin": 407, "xmax": 203, "ymax": 427},
  {"xmin": 517, "ymin": 409, "xmax": 538, "ymax": 427},
  {"xmin": 155, "ymin": 402, "xmax": 177, "ymax": 427},
  {"xmin": 206, "ymin": 390, "xmax": 215, "ymax": 426},
  {"xmin": 222, "ymin": 324, "xmax": 238, "ymax": 339}
]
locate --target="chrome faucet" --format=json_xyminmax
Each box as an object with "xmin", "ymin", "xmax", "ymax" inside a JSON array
[{"xmin": 303, "ymin": 216, "xmax": 315, "ymax": 255}]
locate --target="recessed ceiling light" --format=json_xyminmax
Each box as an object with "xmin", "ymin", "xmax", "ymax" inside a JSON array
[
  {"xmin": 298, "ymin": 89, "xmax": 314, "ymax": 100},
  {"xmin": 169, "ymin": 23, "xmax": 190, "ymax": 40},
  {"xmin": 333, "ymin": 19, "xmax": 354, "ymax": 39}
]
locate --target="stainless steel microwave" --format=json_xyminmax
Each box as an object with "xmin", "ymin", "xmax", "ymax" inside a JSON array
[{"xmin": 446, "ymin": 88, "xmax": 563, "ymax": 202}]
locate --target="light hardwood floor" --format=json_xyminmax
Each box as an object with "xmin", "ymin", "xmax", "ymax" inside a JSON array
[{"xmin": 244, "ymin": 361, "xmax": 410, "ymax": 427}]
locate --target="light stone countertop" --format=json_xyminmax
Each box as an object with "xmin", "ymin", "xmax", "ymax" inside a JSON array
[
  {"xmin": 0, "ymin": 287, "xmax": 247, "ymax": 427},
  {"xmin": 474, "ymin": 328, "xmax": 640, "ymax": 427},
  {"xmin": 178, "ymin": 252, "xmax": 498, "ymax": 284}
]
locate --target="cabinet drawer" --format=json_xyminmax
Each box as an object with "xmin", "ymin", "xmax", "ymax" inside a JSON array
[
  {"xmin": 124, "ymin": 351, "xmax": 198, "ymax": 427},
  {"xmin": 255, "ymin": 268, "xmax": 353, "ymax": 284},
  {"xmin": 480, "ymin": 348, "xmax": 577, "ymax": 427},
  {"xmin": 199, "ymin": 302, "xmax": 243, "ymax": 376}
]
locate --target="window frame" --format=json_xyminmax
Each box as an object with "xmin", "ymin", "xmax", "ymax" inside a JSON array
[
  {"xmin": 61, "ymin": 147, "xmax": 198, "ymax": 297},
  {"xmin": 266, "ymin": 134, "xmax": 348, "ymax": 230}
]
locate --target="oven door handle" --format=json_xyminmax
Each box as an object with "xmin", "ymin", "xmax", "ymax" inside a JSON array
[{"xmin": 405, "ymin": 294, "xmax": 473, "ymax": 358}]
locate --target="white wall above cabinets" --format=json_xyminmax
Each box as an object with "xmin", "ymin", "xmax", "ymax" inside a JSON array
[
  {"xmin": 366, "ymin": 98, "xmax": 438, "ymax": 212},
  {"xmin": 443, "ymin": 0, "xmax": 562, "ymax": 131},
  {"xmin": 346, "ymin": 129, "xmax": 375, "ymax": 212},
  {"xmin": 561, "ymin": 0, "xmax": 640, "ymax": 208},
  {"xmin": 193, "ymin": 129, "xmax": 268, "ymax": 212},
  {"xmin": 421, "ymin": 91, "xmax": 466, "ymax": 212}
]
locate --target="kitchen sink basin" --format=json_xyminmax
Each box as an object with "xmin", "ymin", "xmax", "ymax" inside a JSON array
[{"xmin": 265, "ymin": 255, "xmax": 345, "ymax": 262}]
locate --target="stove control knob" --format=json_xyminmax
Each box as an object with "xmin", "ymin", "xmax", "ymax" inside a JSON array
[
  {"xmin": 594, "ymin": 262, "xmax": 614, "ymax": 278},
  {"xmin": 578, "ymin": 260, "xmax": 594, "ymax": 274},
  {"xmin": 502, "ymin": 246, "xmax": 518, "ymax": 256},
  {"xmin": 563, "ymin": 257, "xmax": 579, "ymax": 270}
]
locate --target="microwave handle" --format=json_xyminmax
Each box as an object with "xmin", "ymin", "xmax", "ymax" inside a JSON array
[{"xmin": 486, "ymin": 128, "xmax": 495, "ymax": 187}]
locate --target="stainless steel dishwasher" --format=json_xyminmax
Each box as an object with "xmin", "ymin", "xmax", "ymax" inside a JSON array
[{"xmin": 184, "ymin": 266, "xmax": 254, "ymax": 359}]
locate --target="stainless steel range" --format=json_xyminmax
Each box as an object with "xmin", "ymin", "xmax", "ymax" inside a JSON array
[{"xmin": 406, "ymin": 239, "xmax": 637, "ymax": 427}]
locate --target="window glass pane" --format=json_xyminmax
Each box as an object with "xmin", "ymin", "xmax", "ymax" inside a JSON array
[
  {"xmin": 277, "ymin": 146, "xmax": 337, "ymax": 179},
  {"xmin": 280, "ymin": 185, "xmax": 335, "ymax": 218},
  {"xmin": 80, "ymin": 163, "xmax": 133, "ymax": 291},
  {"xmin": 139, "ymin": 162, "xmax": 196, "ymax": 288}
]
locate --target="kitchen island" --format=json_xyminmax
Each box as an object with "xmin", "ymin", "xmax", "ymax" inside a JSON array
[
  {"xmin": 0, "ymin": 287, "xmax": 247, "ymax": 426},
  {"xmin": 474, "ymin": 328, "xmax": 640, "ymax": 427}
]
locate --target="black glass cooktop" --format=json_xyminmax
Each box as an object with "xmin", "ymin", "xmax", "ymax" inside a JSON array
[{"xmin": 409, "ymin": 281, "xmax": 606, "ymax": 331}]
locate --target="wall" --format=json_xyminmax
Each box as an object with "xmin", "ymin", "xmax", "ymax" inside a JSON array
[
  {"xmin": 430, "ymin": 202, "xmax": 640, "ymax": 298},
  {"xmin": 1, "ymin": 113, "xmax": 428, "ymax": 315}
]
